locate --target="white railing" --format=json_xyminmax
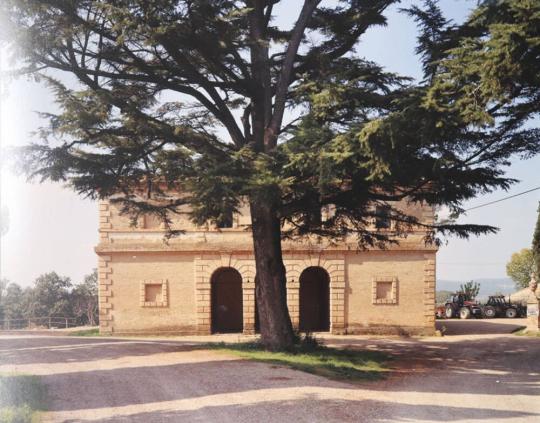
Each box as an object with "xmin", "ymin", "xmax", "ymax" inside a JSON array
[{"xmin": 0, "ymin": 317, "xmax": 79, "ymax": 330}]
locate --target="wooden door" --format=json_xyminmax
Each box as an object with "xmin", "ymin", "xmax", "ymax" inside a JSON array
[
  {"xmin": 211, "ymin": 268, "xmax": 243, "ymax": 333},
  {"xmin": 299, "ymin": 267, "xmax": 330, "ymax": 332}
]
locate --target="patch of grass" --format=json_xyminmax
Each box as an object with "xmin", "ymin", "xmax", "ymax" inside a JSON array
[
  {"xmin": 0, "ymin": 374, "xmax": 47, "ymax": 423},
  {"xmin": 205, "ymin": 337, "xmax": 390, "ymax": 382},
  {"xmin": 68, "ymin": 328, "xmax": 101, "ymax": 336},
  {"xmin": 514, "ymin": 328, "xmax": 540, "ymax": 337}
]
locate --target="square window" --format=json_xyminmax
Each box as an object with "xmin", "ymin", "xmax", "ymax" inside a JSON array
[
  {"xmin": 140, "ymin": 280, "xmax": 168, "ymax": 307},
  {"xmin": 376, "ymin": 281, "xmax": 393, "ymax": 301},
  {"xmin": 217, "ymin": 210, "xmax": 234, "ymax": 229},
  {"xmin": 144, "ymin": 214, "xmax": 164, "ymax": 229},
  {"xmin": 321, "ymin": 204, "xmax": 336, "ymax": 222},
  {"xmin": 372, "ymin": 277, "xmax": 398, "ymax": 304},
  {"xmin": 375, "ymin": 205, "xmax": 391, "ymax": 229},
  {"xmin": 145, "ymin": 284, "xmax": 163, "ymax": 302}
]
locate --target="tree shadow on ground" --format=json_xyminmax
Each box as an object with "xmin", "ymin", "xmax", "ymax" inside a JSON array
[
  {"xmin": 435, "ymin": 319, "xmax": 526, "ymax": 335},
  {"xmin": 38, "ymin": 333, "xmax": 540, "ymax": 414},
  {"xmin": 0, "ymin": 337, "xmax": 203, "ymax": 365},
  {"xmin": 323, "ymin": 335, "xmax": 540, "ymax": 396},
  {"xmin": 41, "ymin": 359, "xmax": 344, "ymax": 412},
  {"xmin": 64, "ymin": 396, "xmax": 539, "ymax": 423},
  {"xmin": 4, "ymin": 331, "xmax": 540, "ymax": 422}
]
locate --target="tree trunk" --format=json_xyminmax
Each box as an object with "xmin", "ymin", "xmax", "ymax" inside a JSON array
[{"xmin": 250, "ymin": 198, "xmax": 295, "ymax": 351}]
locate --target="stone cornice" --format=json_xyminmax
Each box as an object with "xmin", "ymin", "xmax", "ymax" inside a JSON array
[{"xmin": 95, "ymin": 239, "xmax": 438, "ymax": 254}]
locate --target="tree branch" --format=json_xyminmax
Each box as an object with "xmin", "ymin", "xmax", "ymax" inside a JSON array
[{"xmin": 265, "ymin": 0, "xmax": 321, "ymax": 150}]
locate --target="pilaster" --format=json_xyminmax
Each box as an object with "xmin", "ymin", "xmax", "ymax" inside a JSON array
[
  {"xmin": 423, "ymin": 254, "xmax": 436, "ymax": 329},
  {"xmin": 98, "ymin": 254, "xmax": 113, "ymax": 333},
  {"xmin": 98, "ymin": 200, "xmax": 111, "ymax": 243}
]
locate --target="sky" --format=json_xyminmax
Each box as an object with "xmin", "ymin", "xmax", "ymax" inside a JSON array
[{"xmin": 1, "ymin": 0, "xmax": 539, "ymax": 288}]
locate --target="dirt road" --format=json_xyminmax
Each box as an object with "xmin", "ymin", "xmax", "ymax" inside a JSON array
[{"xmin": 1, "ymin": 319, "xmax": 539, "ymax": 422}]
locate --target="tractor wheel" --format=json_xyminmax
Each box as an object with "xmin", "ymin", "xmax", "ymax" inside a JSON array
[
  {"xmin": 483, "ymin": 306, "xmax": 496, "ymax": 318},
  {"xmin": 445, "ymin": 305, "xmax": 454, "ymax": 319},
  {"xmin": 505, "ymin": 308, "xmax": 518, "ymax": 318},
  {"xmin": 459, "ymin": 307, "xmax": 471, "ymax": 319}
]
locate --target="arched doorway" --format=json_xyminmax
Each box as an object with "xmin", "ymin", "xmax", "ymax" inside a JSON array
[
  {"xmin": 211, "ymin": 268, "xmax": 243, "ymax": 333},
  {"xmin": 299, "ymin": 266, "xmax": 330, "ymax": 332}
]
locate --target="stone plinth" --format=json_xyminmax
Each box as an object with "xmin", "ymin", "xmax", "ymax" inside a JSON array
[{"xmin": 527, "ymin": 293, "xmax": 540, "ymax": 333}]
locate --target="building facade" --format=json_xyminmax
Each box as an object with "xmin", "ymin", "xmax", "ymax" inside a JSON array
[{"xmin": 95, "ymin": 200, "xmax": 437, "ymax": 336}]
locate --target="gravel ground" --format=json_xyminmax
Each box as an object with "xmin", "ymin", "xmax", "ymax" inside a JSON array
[{"xmin": 1, "ymin": 319, "xmax": 539, "ymax": 423}]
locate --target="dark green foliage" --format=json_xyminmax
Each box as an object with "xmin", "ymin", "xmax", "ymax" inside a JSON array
[
  {"xmin": 0, "ymin": 270, "xmax": 98, "ymax": 326},
  {"xmin": 402, "ymin": 0, "xmax": 456, "ymax": 81},
  {"xmin": 533, "ymin": 202, "xmax": 540, "ymax": 277},
  {"xmin": 1, "ymin": 0, "xmax": 536, "ymax": 246},
  {"xmin": 460, "ymin": 280, "xmax": 481, "ymax": 301},
  {"xmin": 424, "ymin": 0, "xmax": 540, "ymax": 133},
  {"xmin": 71, "ymin": 269, "xmax": 99, "ymax": 326},
  {"xmin": 1, "ymin": 283, "xmax": 25, "ymax": 322},
  {"xmin": 23, "ymin": 272, "xmax": 72, "ymax": 319}
]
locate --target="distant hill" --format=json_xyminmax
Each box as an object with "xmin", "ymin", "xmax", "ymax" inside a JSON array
[{"xmin": 437, "ymin": 278, "xmax": 517, "ymax": 301}]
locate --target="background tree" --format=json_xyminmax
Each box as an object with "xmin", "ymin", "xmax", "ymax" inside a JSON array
[
  {"xmin": 506, "ymin": 248, "xmax": 536, "ymax": 289},
  {"xmin": 0, "ymin": 279, "xmax": 8, "ymax": 321},
  {"xmin": 24, "ymin": 272, "xmax": 72, "ymax": 318},
  {"xmin": 532, "ymin": 202, "xmax": 540, "ymax": 277},
  {"xmin": 0, "ymin": 270, "xmax": 99, "ymax": 328},
  {"xmin": 2, "ymin": 283, "xmax": 25, "ymax": 323},
  {"xmin": 71, "ymin": 269, "xmax": 99, "ymax": 326},
  {"xmin": 459, "ymin": 280, "xmax": 480, "ymax": 301},
  {"xmin": 2, "ymin": 0, "xmax": 539, "ymax": 349},
  {"xmin": 435, "ymin": 290, "xmax": 453, "ymax": 305}
]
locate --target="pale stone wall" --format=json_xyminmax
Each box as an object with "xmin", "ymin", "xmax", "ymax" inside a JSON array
[
  {"xmin": 526, "ymin": 283, "xmax": 540, "ymax": 333},
  {"xmin": 346, "ymin": 251, "xmax": 435, "ymax": 333},
  {"xmin": 98, "ymin": 249, "xmax": 435, "ymax": 335},
  {"xmin": 96, "ymin": 198, "xmax": 437, "ymax": 335},
  {"xmin": 107, "ymin": 252, "xmax": 197, "ymax": 334}
]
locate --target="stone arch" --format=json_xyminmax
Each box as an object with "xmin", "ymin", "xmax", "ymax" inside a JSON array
[
  {"xmin": 194, "ymin": 254, "xmax": 256, "ymax": 334},
  {"xmin": 285, "ymin": 254, "xmax": 346, "ymax": 334}
]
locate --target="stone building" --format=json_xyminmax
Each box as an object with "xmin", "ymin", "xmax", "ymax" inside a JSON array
[{"xmin": 95, "ymin": 199, "xmax": 437, "ymax": 335}]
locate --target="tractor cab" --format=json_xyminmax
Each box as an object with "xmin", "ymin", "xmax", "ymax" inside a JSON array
[
  {"xmin": 444, "ymin": 292, "xmax": 482, "ymax": 319},
  {"xmin": 482, "ymin": 295, "xmax": 524, "ymax": 318}
]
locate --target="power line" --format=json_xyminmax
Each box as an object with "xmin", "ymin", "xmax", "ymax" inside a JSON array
[
  {"xmin": 438, "ymin": 262, "xmax": 502, "ymax": 266},
  {"xmin": 465, "ymin": 186, "xmax": 540, "ymax": 212}
]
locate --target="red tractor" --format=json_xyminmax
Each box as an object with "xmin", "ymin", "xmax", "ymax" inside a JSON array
[{"xmin": 444, "ymin": 293, "xmax": 482, "ymax": 319}]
